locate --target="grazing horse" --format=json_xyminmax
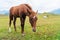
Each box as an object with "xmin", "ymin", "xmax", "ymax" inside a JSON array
[{"xmin": 9, "ymin": 4, "xmax": 38, "ymax": 35}]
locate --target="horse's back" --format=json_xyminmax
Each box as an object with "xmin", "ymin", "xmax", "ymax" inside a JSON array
[
  {"xmin": 10, "ymin": 6, "xmax": 19, "ymax": 16},
  {"xmin": 9, "ymin": 4, "xmax": 32, "ymax": 17}
]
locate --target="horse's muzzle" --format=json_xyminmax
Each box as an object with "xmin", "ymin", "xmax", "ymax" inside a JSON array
[
  {"xmin": 32, "ymin": 26, "xmax": 36, "ymax": 32},
  {"xmin": 32, "ymin": 29, "xmax": 36, "ymax": 32}
]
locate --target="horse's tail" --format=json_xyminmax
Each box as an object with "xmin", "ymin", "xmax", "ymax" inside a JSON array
[
  {"xmin": 9, "ymin": 7, "xmax": 14, "ymax": 21},
  {"xmin": 9, "ymin": 10, "xmax": 13, "ymax": 20},
  {"xmin": 9, "ymin": 14, "xmax": 13, "ymax": 20}
]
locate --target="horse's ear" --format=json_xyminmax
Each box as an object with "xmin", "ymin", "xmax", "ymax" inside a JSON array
[{"xmin": 36, "ymin": 10, "xmax": 38, "ymax": 14}]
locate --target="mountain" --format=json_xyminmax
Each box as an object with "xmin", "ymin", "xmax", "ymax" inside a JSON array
[
  {"xmin": 0, "ymin": 9, "xmax": 60, "ymax": 15},
  {"xmin": 50, "ymin": 9, "xmax": 60, "ymax": 14},
  {"xmin": 0, "ymin": 10, "xmax": 9, "ymax": 15}
]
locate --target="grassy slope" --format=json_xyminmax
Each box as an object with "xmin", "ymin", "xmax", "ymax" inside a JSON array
[{"xmin": 0, "ymin": 14, "xmax": 60, "ymax": 40}]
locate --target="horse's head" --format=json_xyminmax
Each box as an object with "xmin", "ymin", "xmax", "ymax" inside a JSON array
[{"xmin": 29, "ymin": 11, "xmax": 38, "ymax": 32}]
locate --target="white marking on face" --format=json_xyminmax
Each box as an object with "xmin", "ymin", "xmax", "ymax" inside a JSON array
[
  {"xmin": 33, "ymin": 16, "xmax": 36, "ymax": 19},
  {"xmin": 9, "ymin": 27, "xmax": 11, "ymax": 32}
]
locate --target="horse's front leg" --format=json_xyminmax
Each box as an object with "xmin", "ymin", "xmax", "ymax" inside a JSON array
[
  {"xmin": 20, "ymin": 16, "xmax": 26, "ymax": 36},
  {"xmin": 13, "ymin": 17, "xmax": 17, "ymax": 31}
]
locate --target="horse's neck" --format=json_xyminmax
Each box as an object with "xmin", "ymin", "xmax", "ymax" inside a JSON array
[{"xmin": 28, "ymin": 14, "xmax": 34, "ymax": 18}]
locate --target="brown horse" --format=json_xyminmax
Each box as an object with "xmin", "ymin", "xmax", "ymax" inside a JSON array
[{"xmin": 9, "ymin": 4, "xmax": 38, "ymax": 35}]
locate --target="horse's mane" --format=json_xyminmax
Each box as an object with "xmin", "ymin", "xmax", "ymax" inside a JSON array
[{"xmin": 24, "ymin": 4, "xmax": 32, "ymax": 10}]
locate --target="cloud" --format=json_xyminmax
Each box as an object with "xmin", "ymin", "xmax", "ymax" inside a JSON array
[
  {"xmin": 0, "ymin": 0, "xmax": 60, "ymax": 13},
  {"xmin": 36, "ymin": 0, "xmax": 60, "ymax": 13}
]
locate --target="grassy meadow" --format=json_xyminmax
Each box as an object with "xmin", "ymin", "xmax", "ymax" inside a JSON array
[{"xmin": 0, "ymin": 14, "xmax": 60, "ymax": 40}]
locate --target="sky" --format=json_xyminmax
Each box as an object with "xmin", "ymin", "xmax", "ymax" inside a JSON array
[{"xmin": 0, "ymin": 0, "xmax": 60, "ymax": 13}]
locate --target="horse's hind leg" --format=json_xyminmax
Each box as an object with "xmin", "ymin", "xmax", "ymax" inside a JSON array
[
  {"xmin": 9, "ymin": 16, "xmax": 13, "ymax": 32},
  {"xmin": 13, "ymin": 17, "xmax": 17, "ymax": 31}
]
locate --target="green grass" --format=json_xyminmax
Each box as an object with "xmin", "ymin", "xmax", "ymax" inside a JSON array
[{"xmin": 0, "ymin": 14, "xmax": 60, "ymax": 40}]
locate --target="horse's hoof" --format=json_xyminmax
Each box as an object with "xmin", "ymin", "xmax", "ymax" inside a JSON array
[
  {"xmin": 22, "ymin": 33, "xmax": 25, "ymax": 36},
  {"xmin": 8, "ymin": 27, "xmax": 11, "ymax": 33},
  {"xmin": 8, "ymin": 30, "xmax": 11, "ymax": 33}
]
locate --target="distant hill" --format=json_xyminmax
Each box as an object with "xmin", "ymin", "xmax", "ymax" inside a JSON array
[
  {"xmin": 50, "ymin": 9, "xmax": 60, "ymax": 14},
  {"xmin": 0, "ymin": 10, "xmax": 9, "ymax": 15},
  {"xmin": 0, "ymin": 9, "xmax": 60, "ymax": 15}
]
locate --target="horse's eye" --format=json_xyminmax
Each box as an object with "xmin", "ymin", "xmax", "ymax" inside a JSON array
[
  {"xmin": 35, "ymin": 17, "xmax": 37, "ymax": 21},
  {"xmin": 30, "ymin": 18, "xmax": 33, "ymax": 21}
]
